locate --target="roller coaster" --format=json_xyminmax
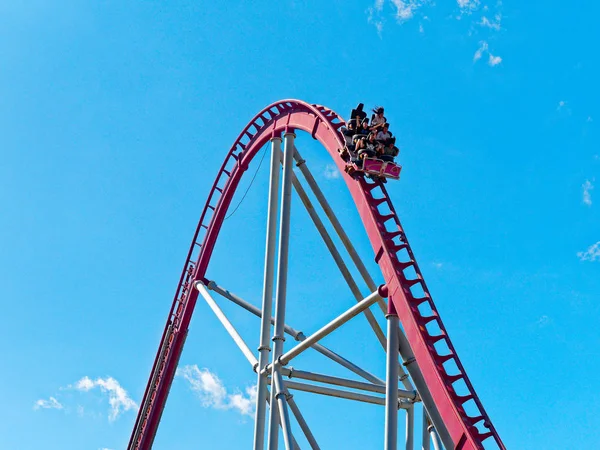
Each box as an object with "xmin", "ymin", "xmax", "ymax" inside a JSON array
[{"xmin": 127, "ymin": 100, "xmax": 506, "ymax": 450}]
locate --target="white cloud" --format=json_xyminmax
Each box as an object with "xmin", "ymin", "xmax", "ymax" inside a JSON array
[
  {"xmin": 473, "ymin": 41, "xmax": 488, "ymax": 62},
  {"xmin": 72, "ymin": 376, "xmax": 138, "ymax": 421},
  {"xmin": 480, "ymin": 14, "xmax": 502, "ymax": 30},
  {"xmin": 75, "ymin": 376, "xmax": 94, "ymax": 391},
  {"xmin": 457, "ymin": 0, "xmax": 480, "ymax": 12},
  {"xmin": 33, "ymin": 396, "xmax": 63, "ymax": 411},
  {"xmin": 432, "ymin": 262, "xmax": 443, "ymax": 269},
  {"xmin": 587, "ymin": 116, "xmax": 593, "ymax": 122},
  {"xmin": 391, "ymin": 0, "xmax": 419, "ymax": 21},
  {"xmin": 577, "ymin": 241, "xmax": 600, "ymax": 262},
  {"xmin": 583, "ymin": 180, "xmax": 594, "ymax": 206},
  {"xmin": 488, "ymin": 54, "xmax": 502, "ymax": 66},
  {"xmin": 367, "ymin": 6, "xmax": 385, "ymax": 36},
  {"xmin": 558, "ymin": 100, "xmax": 566, "ymax": 109},
  {"xmin": 177, "ymin": 365, "xmax": 256, "ymax": 417},
  {"xmin": 473, "ymin": 41, "xmax": 502, "ymax": 66},
  {"xmin": 536, "ymin": 315, "xmax": 552, "ymax": 327},
  {"xmin": 324, "ymin": 164, "xmax": 340, "ymax": 180},
  {"xmin": 228, "ymin": 386, "xmax": 258, "ymax": 416}
]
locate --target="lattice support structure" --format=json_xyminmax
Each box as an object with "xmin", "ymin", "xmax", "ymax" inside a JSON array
[{"xmin": 127, "ymin": 100, "xmax": 506, "ymax": 450}]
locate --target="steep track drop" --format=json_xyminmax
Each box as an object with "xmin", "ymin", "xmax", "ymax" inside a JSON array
[{"xmin": 128, "ymin": 100, "xmax": 505, "ymax": 450}]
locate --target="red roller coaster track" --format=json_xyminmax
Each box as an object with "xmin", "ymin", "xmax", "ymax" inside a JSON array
[{"xmin": 127, "ymin": 99, "xmax": 505, "ymax": 450}]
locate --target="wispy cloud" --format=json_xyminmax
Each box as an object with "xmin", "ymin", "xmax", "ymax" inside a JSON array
[
  {"xmin": 536, "ymin": 315, "xmax": 552, "ymax": 328},
  {"xmin": 70, "ymin": 376, "xmax": 137, "ymax": 421},
  {"xmin": 367, "ymin": 6, "xmax": 385, "ymax": 36},
  {"xmin": 479, "ymin": 14, "xmax": 502, "ymax": 30},
  {"xmin": 367, "ymin": 0, "xmax": 505, "ymax": 64},
  {"xmin": 473, "ymin": 40, "xmax": 502, "ymax": 66},
  {"xmin": 367, "ymin": 0, "xmax": 432, "ymax": 32},
  {"xmin": 37, "ymin": 376, "xmax": 137, "ymax": 421},
  {"xmin": 556, "ymin": 100, "xmax": 573, "ymax": 115},
  {"xmin": 473, "ymin": 41, "xmax": 488, "ymax": 61},
  {"xmin": 324, "ymin": 164, "xmax": 340, "ymax": 180},
  {"xmin": 577, "ymin": 241, "xmax": 600, "ymax": 262},
  {"xmin": 457, "ymin": 0, "xmax": 480, "ymax": 13},
  {"xmin": 391, "ymin": 0, "xmax": 430, "ymax": 22},
  {"xmin": 33, "ymin": 397, "xmax": 63, "ymax": 411},
  {"xmin": 583, "ymin": 180, "xmax": 594, "ymax": 206},
  {"xmin": 488, "ymin": 53, "xmax": 502, "ymax": 66},
  {"xmin": 177, "ymin": 365, "xmax": 257, "ymax": 417}
]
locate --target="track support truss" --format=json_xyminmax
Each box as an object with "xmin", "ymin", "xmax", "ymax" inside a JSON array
[{"xmin": 127, "ymin": 100, "xmax": 506, "ymax": 450}]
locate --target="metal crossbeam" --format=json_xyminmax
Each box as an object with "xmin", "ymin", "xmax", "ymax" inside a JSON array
[
  {"xmin": 278, "ymin": 289, "xmax": 383, "ymax": 366},
  {"xmin": 195, "ymin": 282, "xmax": 258, "ymax": 368},
  {"xmin": 280, "ymin": 367, "xmax": 416, "ymax": 400},
  {"xmin": 207, "ymin": 281, "xmax": 385, "ymax": 385}
]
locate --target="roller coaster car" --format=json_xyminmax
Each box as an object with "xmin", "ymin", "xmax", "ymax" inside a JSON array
[
  {"xmin": 344, "ymin": 156, "xmax": 402, "ymax": 180},
  {"xmin": 361, "ymin": 157, "xmax": 402, "ymax": 180}
]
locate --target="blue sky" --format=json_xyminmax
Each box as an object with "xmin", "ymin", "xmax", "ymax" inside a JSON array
[{"xmin": 1, "ymin": 0, "xmax": 599, "ymax": 449}]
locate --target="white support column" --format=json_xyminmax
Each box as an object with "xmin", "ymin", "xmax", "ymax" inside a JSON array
[
  {"xmin": 274, "ymin": 370, "xmax": 295, "ymax": 450},
  {"xmin": 288, "ymin": 396, "xmax": 320, "ymax": 450},
  {"xmin": 429, "ymin": 425, "xmax": 443, "ymax": 450},
  {"xmin": 195, "ymin": 282, "xmax": 258, "ymax": 368},
  {"xmin": 405, "ymin": 405, "xmax": 415, "ymax": 450},
  {"xmin": 421, "ymin": 408, "xmax": 430, "ymax": 450},
  {"xmin": 278, "ymin": 289, "xmax": 383, "ymax": 366},
  {"xmin": 384, "ymin": 302, "xmax": 400, "ymax": 450},
  {"xmin": 267, "ymin": 130, "xmax": 296, "ymax": 450},
  {"xmin": 397, "ymin": 332, "xmax": 453, "ymax": 449},
  {"xmin": 254, "ymin": 136, "xmax": 282, "ymax": 450}
]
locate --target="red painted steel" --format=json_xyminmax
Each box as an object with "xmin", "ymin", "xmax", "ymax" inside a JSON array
[{"xmin": 128, "ymin": 100, "xmax": 505, "ymax": 450}]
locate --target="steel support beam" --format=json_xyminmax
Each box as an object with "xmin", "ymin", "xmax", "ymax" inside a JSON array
[
  {"xmin": 278, "ymin": 289, "xmax": 383, "ymax": 366},
  {"xmin": 283, "ymin": 380, "xmax": 413, "ymax": 409},
  {"xmin": 207, "ymin": 280, "xmax": 385, "ymax": 385},
  {"xmin": 274, "ymin": 369, "xmax": 295, "ymax": 450},
  {"xmin": 287, "ymin": 396, "xmax": 320, "ymax": 450},
  {"xmin": 284, "ymin": 380, "xmax": 386, "ymax": 407},
  {"xmin": 429, "ymin": 425, "xmax": 442, "ymax": 450},
  {"xmin": 267, "ymin": 131, "xmax": 296, "ymax": 450},
  {"xmin": 406, "ymin": 405, "xmax": 415, "ymax": 450},
  {"xmin": 195, "ymin": 282, "xmax": 258, "ymax": 368},
  {"xmin": 254, "ymin": 136, "xmax": 282, "ymax": 450},
  {"xmin": 421, "ymin": 408, "xmax": 430, "ymax": 450},
  {"xmin": 385, "ymin": 307, "xmax": 400, "ymax": 450},
  {"xmin": 283, "ymin": 368, "xmax": 415, "ymax": 400},
  {"xmin": 397, "ymin": 332, "xmax": 453, "ymax": 449}
]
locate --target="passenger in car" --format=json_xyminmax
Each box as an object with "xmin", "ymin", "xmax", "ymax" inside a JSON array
[
  {"xmin": 376, "ymin": 123, "xmax": 391, "ymax": 142},
  {"xmin": 380, "ymin": 140, "xmax": 399, "ymax": 162},
  {"xmin": 358, "ymin": 118, "xmax": 370, "ymax": 136},
  {"xmin": 343, "ymin": 121, "xmax": 356, "ymax": 148},
  {"xmin": 370, "ymin": 107, "xmax": 387, "ymax": 131}
]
